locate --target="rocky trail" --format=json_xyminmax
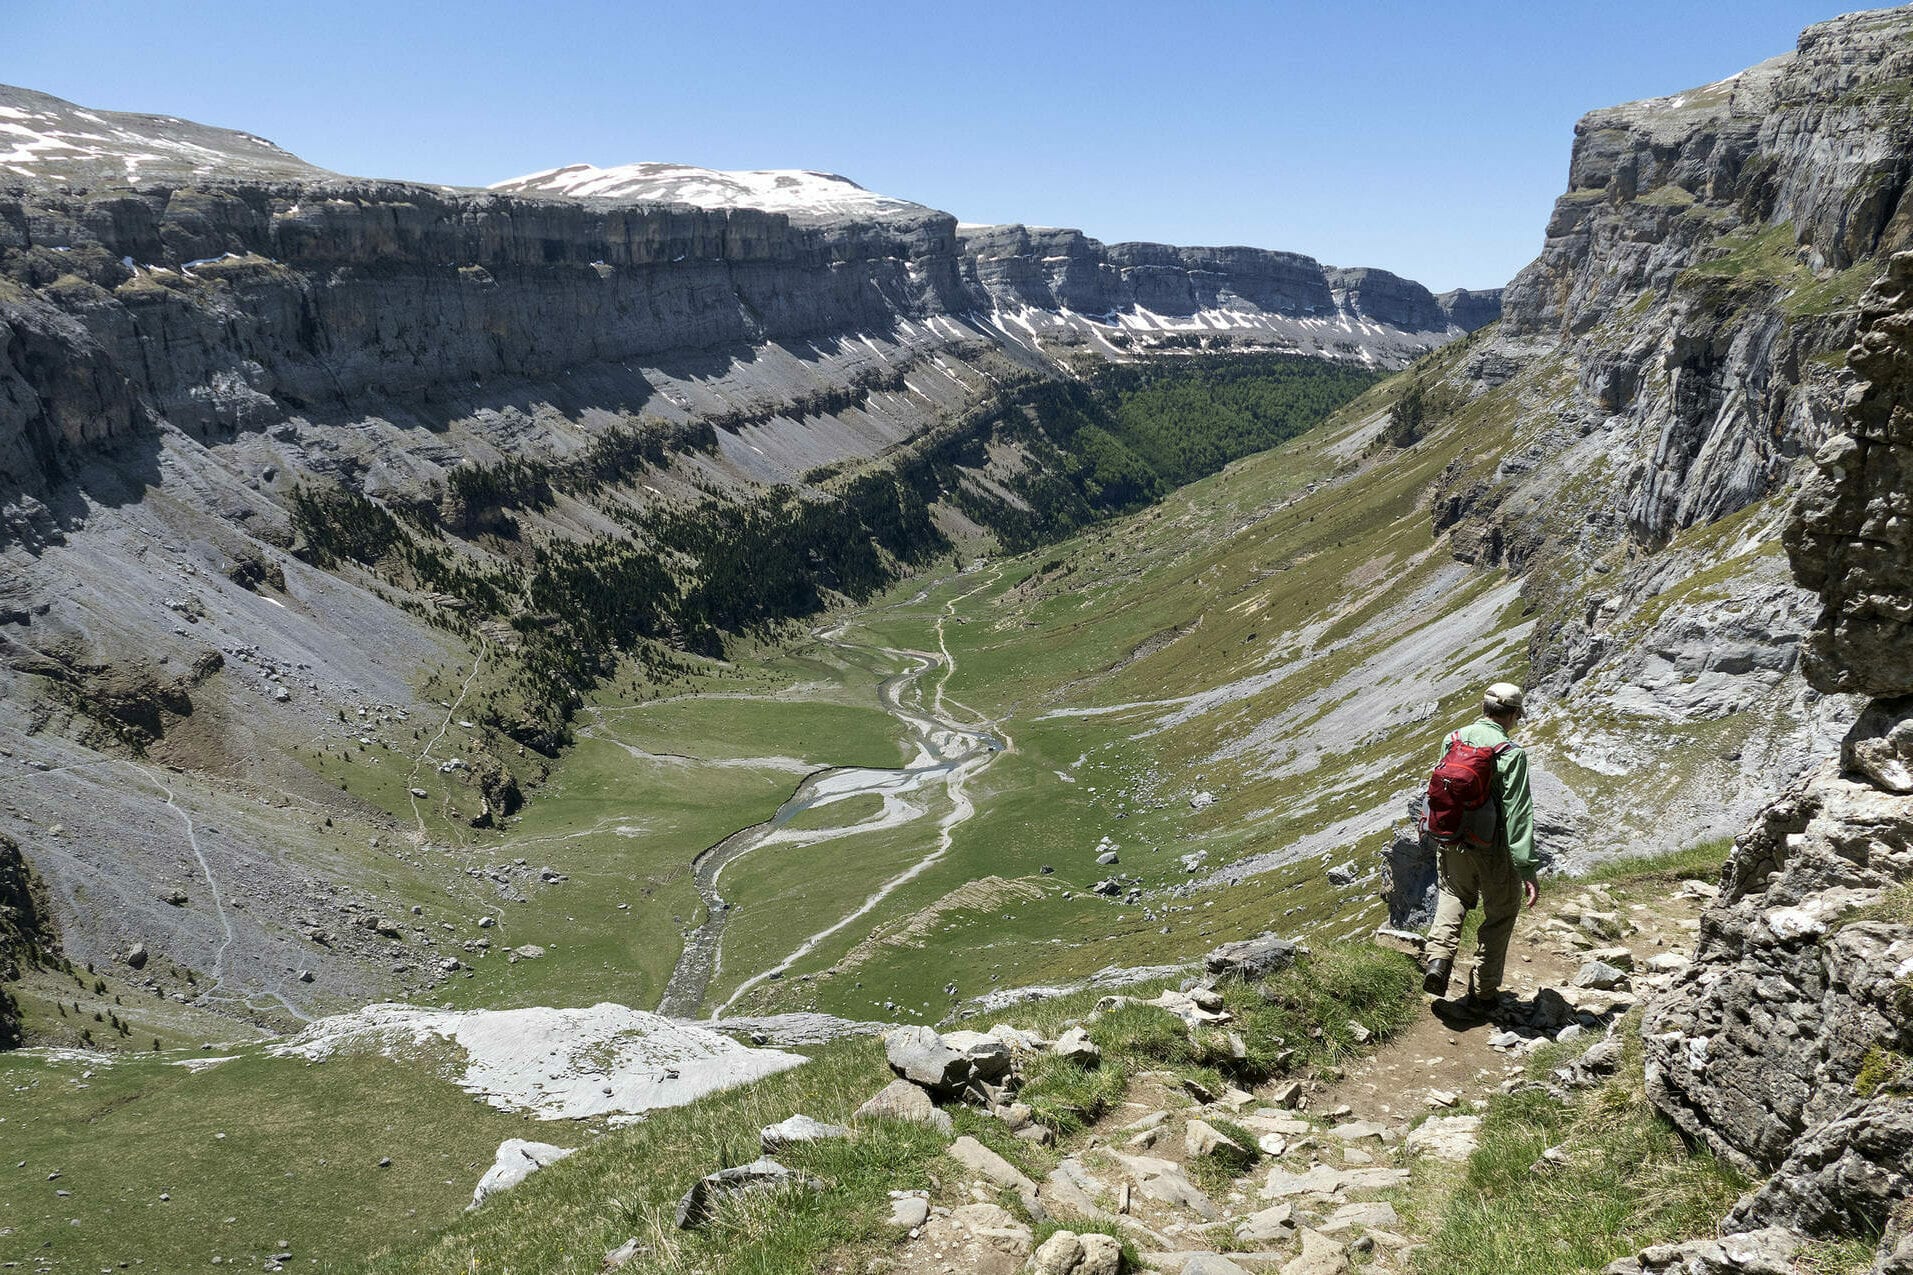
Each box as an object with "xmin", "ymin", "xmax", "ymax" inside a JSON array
[{"xmin": 629, "ymin": 876, "xmax": 1723, "ymax": 1275}]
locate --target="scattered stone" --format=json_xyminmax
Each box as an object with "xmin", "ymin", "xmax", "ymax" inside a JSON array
[
  {"xmin": 1205, "ymin": 932, "xmax": 1300, "ymax": 980},
  {"xmin": 1572, "ymin": 960, "xmax": 1631, "ymax": 991},
  {"xmin": 1179, "ymin": 1257, "xmax": 1252, "ymax": 1275},
  {"xmin": 1346, "ymin": 1020, "xmax": 1371, "ymax": 1045},
  {"xmin": 1015, "ymin": 1123, "xmax": 1055, "ymax": 1146},
  {"xmin": 1029, "ymin": 1228, "xmax": 1122, "ymax": 1275},
  {"xmin": 1405, "ymin": 1115, "xmax": 1481, "ymax": 1162},
  {"xmin": 674, "ymin": 1157, "xmax": 820, "ymax": 1229},
  {"xmin": 1116, "ymin": 1153, "xmax": 1220, "ymax": 1219},
  {"xmin": 759, "ymin": 1115, "xmax": 849, "ymax": 1154},
  {"xmin": 854, "ymin": 1079, "xmax": 954, "ymax": 1134},
  {"xmin": 1327, "ymin": 861, "xmax": 1359, "ymax": 886},
  {"xmin": 1329, "ymin": 1120, "xmax": 1389, "ymax": 1143},
  {"xmin": 1185, "ymin": 1118, "xmax": 1248, "ymax": 1161},
  {"xmin": 470, "ymin": 1138, "xmax": 575, "ymax": 1208},
  {"xmin": 1599, "ymin": 1226, "xmax": 1801, "ymax": 1274},
  {"xmin": 888, "ymin": 1192, "xmax": 930, "ymax": 1229},
  {"xmin": 1283, "ymin": 1228, "xmax": 1352, "ymax": 1275},
  {"xmin": 1190, "ymin": 791, "xmax": 1217, "ymax": 810},
  {"xmin": 1235, "ymin": 1202, "xmax": 1297, "ymax": 1244},
  {"xmin": 1320, "ymin": 1201, "xmax": 1399, "ymax": 1235},
  {"xmin": 1371, "ymin": 926, "xmax": 1425, "ymax": 957},
  {"xmin": 125, "ymin": 943, "xmax": 148, "ymax": 970},
  {"xmin": 601, "ymin": 1237, "xmax": 644, "ymax": 1269},
  {"xmin": 1269, "ymin": 1080, "xmax": 1304, "ymax": 1109},
  {"xmin": 1426, "ymin": 1088, "xmax": 1459, "ymax": 1108},
  {"xmin": 1096, "ymin": 851, "xmax": 1119, "ymax": 866},
  {"xmin": 1053, "ymin": 1025, "xmax": 1102, "ymax": 1067},
  {"xmin": 1262, "ymin": 1164, "xmax": 1408, "ymax": 1200},
  {"xmin": 948, "ymin": 1135, "xmax": 1039, "ymax": 1198}
]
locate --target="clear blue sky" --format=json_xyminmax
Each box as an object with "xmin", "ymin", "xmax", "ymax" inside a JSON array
[{"xmin": 3, "ymin": 1, "xmax": 1867, "ymax": 291}]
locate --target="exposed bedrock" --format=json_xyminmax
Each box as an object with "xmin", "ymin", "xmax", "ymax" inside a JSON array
[{"xmin": 1639, "ymin": 251, "xmax": 1913, "ymax": 1268}]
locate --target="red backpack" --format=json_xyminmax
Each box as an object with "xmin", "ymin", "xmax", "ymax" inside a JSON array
[{"xmin": 1422, "ymin": 732, "xmax": 1510, "ymax": 849}]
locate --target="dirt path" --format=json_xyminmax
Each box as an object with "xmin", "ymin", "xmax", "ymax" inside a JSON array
[{"xmin": 886, "ymin": 878, "xmax": 1712, "ymax": 1275}]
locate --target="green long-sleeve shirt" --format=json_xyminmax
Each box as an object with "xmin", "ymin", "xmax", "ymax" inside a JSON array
[{"xmin": 1448, "ymin": 717, "xmax": 1536, "ymax": 878}]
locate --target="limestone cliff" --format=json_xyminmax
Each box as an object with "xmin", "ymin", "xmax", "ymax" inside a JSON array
[
  {"xmin": 1391, "ymin": 6, "xmax": 1913, "ymax": 868},
  {"xmin": 1638, "ymin": 254, "xmax": 1913, "ymax": 1273}
]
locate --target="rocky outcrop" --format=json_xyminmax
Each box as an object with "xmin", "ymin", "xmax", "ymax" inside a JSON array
[
  {"xmin": 1638, "ymin": 253, "xmax": 1913, "ymax": 1270},
  {"xmin": 0, "ymin": 830, "xmax": 57, "ymax": 1048}
]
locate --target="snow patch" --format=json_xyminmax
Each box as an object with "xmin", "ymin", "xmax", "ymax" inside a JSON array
[
  {"xmin": 491, "ymin": 162, "xmax": 932, "ymax": 219},
  {"xmin": 270, "ymin": 1001, "xmax": 806, "ymax": 1120}
]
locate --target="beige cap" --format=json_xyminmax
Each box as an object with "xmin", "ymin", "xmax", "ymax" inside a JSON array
[{"xmin": 1485, "ymin": 681, "xmax": 1526, "ymax": 716}]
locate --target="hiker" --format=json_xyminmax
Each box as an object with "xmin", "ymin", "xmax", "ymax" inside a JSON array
[{"xmin": 1419, "ymin": 680, "xmax": 1538, "ymax": 1016}]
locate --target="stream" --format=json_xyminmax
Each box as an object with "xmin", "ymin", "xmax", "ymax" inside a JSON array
[{"xmin": 655, "ymin": 619, "xmax": 1005, "ymax": 1020}]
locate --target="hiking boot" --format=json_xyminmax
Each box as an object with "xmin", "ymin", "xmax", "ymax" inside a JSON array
[{"xmin": 1422, "ymin": 957, "xmax": 1452, "ymax": 997}]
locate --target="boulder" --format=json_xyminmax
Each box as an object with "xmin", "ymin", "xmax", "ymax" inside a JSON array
[
  {"xmin": 1235, "ymin": 1202, "xmax": 1297, "ymax": 1244},
  {"xmin": 1725, "ymin": 1095, "xmax": 1913, "ymax": 1241},
  {"xmin": 1282, "ymin": 1228, "xmax": 1351, "ymax": 1275},
  {"xmin": 1184, "ymin": 1118, "xmax": 1248, "ymax": 1161},
  {"xmin": 1405, "ymin": 1115, "xmax": 1481, "ymax": 1162},
  {"xmin": 674, "ymin": 1157, "xmax": 821, "ymax": 1228},
  {"xmin": 854, "ymin": 1079, "xmax": 954, "ymax": 1134},
  {"xmin": 1053, "ymin": 1025, "xmax": 1102, "ymax": 1067},
  {"xmin": 469, "ymin": 1138, "xmax": 575, "ymax": 1208},
  {"xmin": 1572, "ymin": 960, "xmax": 1631, "ymax": 991},
  {"xmin": 944, "ymin": 1030, "xmax": 1015, "ymax": 1081},
  {"xmin": 1029, "ymin": 1229, "xmax": 1122, "ymax": 1275},
  {"xmin": 1204, "ymin": 932, "xmax": 1299, "ymax": 980},
  {"xmin": 1115, "ymin": 1153, "xmax": 1220, "ymax": 1219},
  {"xmin": 759, "ymin": 1114, "xmax": 849, "ymax": 1154},
  {"xmin": 886, "ymin": 1025, "xmax": 973, "ymax": 1092},
  {"xmin": 1600, "ymin": 1227, "xmax": 1802, "ymax": 1274},
  {"xmin": 947, "ymin": 1135, "xmax": 1038, "ymax": 1197}
]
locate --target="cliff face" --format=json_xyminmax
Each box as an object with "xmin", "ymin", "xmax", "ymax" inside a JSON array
[
  {"xmin": 1387, "ymin": 6, "xmax": 1913, "ymax": 870},
  {"xmin": 0, "ymin": 82, "xmax": 1490, "ymax": 514},
  {"xmin": 1635, "ymin": 253, "xmax": 1913, "ymax": 1273}
]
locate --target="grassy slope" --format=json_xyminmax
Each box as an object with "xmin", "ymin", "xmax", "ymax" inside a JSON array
[
  {"xmin": 0, "ymin": 1046, "xmax": 557, "ymax": 1273},
  {"xmin": 366, "ymin": 942, "xmax": 1421, "ymax": 1275}
]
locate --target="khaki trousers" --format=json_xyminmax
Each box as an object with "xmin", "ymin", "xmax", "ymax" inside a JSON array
[{"xmin": 1425, "ymin": 841, "xmax": 1522, "ymax": 996}]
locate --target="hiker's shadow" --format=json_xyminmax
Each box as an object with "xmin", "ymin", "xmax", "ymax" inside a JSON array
[{"xmin": 1430, "ymin": 997, "xmax": 1510, "ymax": 1032}]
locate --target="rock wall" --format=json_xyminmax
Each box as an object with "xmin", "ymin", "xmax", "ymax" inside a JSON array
[
  {"xmin": 0, "ymin": 830, "xmax": 57, "ymax": 1048},
  {"xmin": 1640, "ymin": 253, "xmax": 1913, "ymax": 1271}
]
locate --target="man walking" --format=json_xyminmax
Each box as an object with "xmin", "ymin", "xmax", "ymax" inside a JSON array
[{"xmin": 1421, "ymin": 680, "xmax": 1538, "ymax": 1016}]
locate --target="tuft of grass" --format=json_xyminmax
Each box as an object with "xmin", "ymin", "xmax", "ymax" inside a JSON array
[
  {"xmin": 1855, "ymin": 1045, "xmax": 1913, "ymax": 1098},
  {"xmin": 1840, "ymin": 883, "xmax": 1913, "ymax": 932},
  {"xmin": 1574, "ymin": 838, "xmax": 1731, "ymax": 886},
  {"xmin": 1017, "ymin": 1053, "xmax": 1128, "ymax": 1135},
  {"xmin": 1401, "ymin": 1026, "xmax": 1748, "ymax": 1275}
]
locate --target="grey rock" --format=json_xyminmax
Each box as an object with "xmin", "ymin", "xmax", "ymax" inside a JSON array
[
  {"xmin": 674, "ymin": 1157, "xmax": 821, "ymax": 1229},
  {"xmin": 1029, "ymin": 1230, "xmax": 1122, "ymax": 1275},
  {"xmin": 1572, "ymin": 960, "xmax": 1631, "ymax": 991},
  {"xmin": 1095, "ymin": 851, "xmax": 1119, "ymax": 866},
  {"xmin": 887, "ymin": 1193, "xmax": 929, "ymax": 1229},
  {"xmin": 1235, "ymin": 1201, "xmax": 1297, "ymax": 1244},
  {"xmin": 1326, "ymin": 860, "xmax": 1359, "ymax": 887},
  {"xmin": 885, "ymin": 1025, "xmax": 971, "ymax": 1092},
  {"xmin": 1204, "ymin": 932, "xmax": 1299, "ymax": 980},
  {"xmin": 1601, "ymin": 1226, "xmax": 1802, "ymax": 1275},
  {"xmin": 1180, "ymin": 1256, "xmax": 1254, "ymax": 1275},
  {"xmin": 758, "ymin": 1114, "xmax": 849, "ymax": 1155},
  {"xmin": 854, "ymin": 1079, "xmax": 954, "ymax": 1134},
  {"xmin": 1052, "ymin": 1025, "xmax": 1102, "ymax": 1067},
  {"xmin": 1726, "ymin": 1095, "xmax": 1913, "ymax": 1241},
  {"xmin": 469, "ymin": 1138, "xmax": 575, "ymax": 1208},
  {"xmin": 125, "ymin": 943, "xmax": 148, "ymax": 970}
]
